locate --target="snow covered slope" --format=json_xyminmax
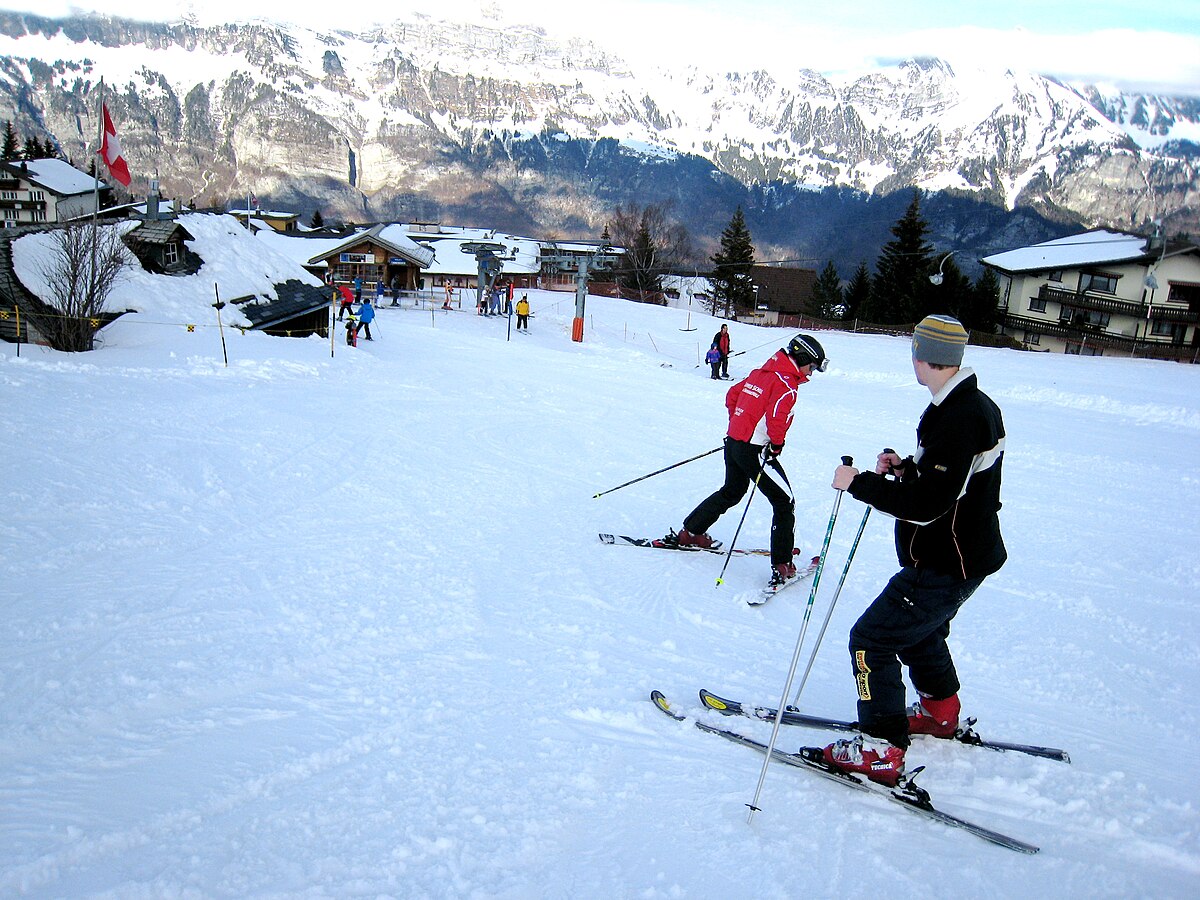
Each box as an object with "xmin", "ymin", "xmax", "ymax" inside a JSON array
[{"xmin": 2, "ymin": 288, "xmax": 1198, "ymax": 896}]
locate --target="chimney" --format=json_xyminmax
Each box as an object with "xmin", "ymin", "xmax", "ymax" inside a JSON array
[{"xmin": 147, "ymin": 179, "xmax": 161, "ymax": 221}]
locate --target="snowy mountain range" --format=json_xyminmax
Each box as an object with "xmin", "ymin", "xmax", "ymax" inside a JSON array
[{"xmin": 0, "ymin": 9, "xmax": 1197, "ymax": 262}]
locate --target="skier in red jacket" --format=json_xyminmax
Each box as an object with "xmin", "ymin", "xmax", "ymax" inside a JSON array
[{"xmin": 664, "ymin": 334, "xmax": 827, "ymax": 587}]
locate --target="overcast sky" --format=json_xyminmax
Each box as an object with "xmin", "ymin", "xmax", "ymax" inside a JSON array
[{"xmin": 6, "ymin": 0, "xmax": 1200, "ymax": 95}]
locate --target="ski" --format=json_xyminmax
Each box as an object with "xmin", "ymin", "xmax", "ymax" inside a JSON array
[
  {"xmin": 697, "ymin": 688, "xmax": 1071, "ymax": 763},
  {"xmin": 650, "ymin": 690, "xmax": 1039, "ymax": 854},
  {"xmin": 599, "ymin": 532, "xmax": 798, "ymax": 558},
  {"xmin": 743, "ymin": 556, "xmax": 821, "ymax": 605}
]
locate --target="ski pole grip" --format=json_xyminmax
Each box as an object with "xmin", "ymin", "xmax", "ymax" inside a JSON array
[
  {"xmin": 841, "ymin": 455, "xmax": 853, "ymax": 467},
  {"xmin": 883, "ymin": 448, "xmax": 897, "ymax": 476}
]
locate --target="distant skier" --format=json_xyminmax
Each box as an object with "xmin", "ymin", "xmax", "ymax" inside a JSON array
[
  {"xmin": 515, "ymin": 294, "xmax": 530, "ymax": 330},
  {"xmin": 664, "ymin": 334, "xmax": 827, "ymax": 588},
  {"xmin": 712, "ymin": 323, "xmax": 731, "ymax": 378},
  {"xmin": 705, "ymin": 343, "xmax": 721, "ymax": 379},
  {"xmin": 821, "ymin": 315, "xmax": 1006, "ymax": 788},
  {"xmin": 356, "ymin": 297, "xmax": 376, "ymax": 341}
]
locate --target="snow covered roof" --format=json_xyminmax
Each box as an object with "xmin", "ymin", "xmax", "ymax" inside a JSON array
[
  {"xmin": 982, "ymin": 229, "xmax": 1149, "ymax": 273},
  {"xmin": 10, "ymin": 213, "xmax": 324, "ymax": 329},
  {"xmin": 3, "ymin": 158, "xmax": 104, "ymax": 196},
  {"xmin": 255, "ymin": 230, "xmax": 348, "ymax": 270},
  {"xmin": 310, "ymin": 225, "xmax": 436, "ymax": 269}
]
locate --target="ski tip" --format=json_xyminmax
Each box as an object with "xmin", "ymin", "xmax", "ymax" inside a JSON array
[
  {"xmin": 650, "ymin": 690, "xmax": 685, "ymax": 721},
  {"xmin": 698, "ymin": 689, "xmax": 729, "ymax": 712}
]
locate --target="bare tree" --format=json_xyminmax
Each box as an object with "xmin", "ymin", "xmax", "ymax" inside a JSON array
[
  {"xmin": 606, "ymin": 201, "xmax": 694, "ymax": 302},
  {"xmin": 38, "ymin": 222, "xmax": 129, "ymax": 351}
]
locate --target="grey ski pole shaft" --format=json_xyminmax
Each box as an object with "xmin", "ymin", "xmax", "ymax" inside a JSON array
[
  {"xmin": 788, "ymin": 450, "xmax": 893, "ymax": 708},
  {"xmin": 746, "ymin": 455, "xmax": 852, "ymax": 824},
  {"xmin": 593, "ymin": 446, "xmax": 722, "ymax": 499}
]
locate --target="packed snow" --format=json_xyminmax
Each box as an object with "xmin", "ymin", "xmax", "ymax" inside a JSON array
[{"xmin": 3, "ymin": 283, "xmax": 1199, "ymax": 897}]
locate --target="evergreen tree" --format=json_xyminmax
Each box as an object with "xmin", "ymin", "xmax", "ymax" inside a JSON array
[
  {"xmin": 22, "ymin": 136, "xmax": 40, "ymax": 160},
  {"xmin": 709, "ymin": 207, "xmax": 755, "ymax": 318},
  {"xmin": 843, "ymin": 261, "xmax": 872, "ymax": 322},
  {"xmin": 43, "ymin": 137, "xmax": 58, "ymax": 158},
  {"xmin": 963, "ymin": 267, "xmax": 1002, "ymax": 333},
  {"xmin": 2, "ymin": 121, "xmax": 18, "ymax": 160},
  {"xmin": 621, "ymin": 215, "xmax": 664, "ymax": 299},
  {"xmin": 865, "ymin": 190, "xmax": 935, "ymax": 324},
  {"xmin": 811, "ymin": 260, "xmax": 843, "ymax": 319},
  {"xmin": 309, "ymin": 209, "xmax": 325, "ymax": 229}
]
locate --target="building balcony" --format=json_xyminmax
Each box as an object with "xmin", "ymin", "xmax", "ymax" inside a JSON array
[
  {"xmin": 1000, "ymin": 313, "xmax": 1198, "ymax": 361},
  {"xmin": 1037, "ymin": 283, "xmax": 1200, "ymax": 323}
]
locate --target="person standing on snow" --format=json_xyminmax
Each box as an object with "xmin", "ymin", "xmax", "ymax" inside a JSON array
[
  {"xmin": 712, "ymin": 323, "xmax": 731, "ymax": 378},
  {"xmin": 356, "ymin": 297, "xmax": 376, "ymax": 341},
  {"xmin": 820, "ymin": 314, "xmax": 1006, "ymax": 788},
  {"xmin": 665, "ymin": 334, "xmax": 828, "ymax": 588},
  {"xmin": 515, "ymin": 294, "xmax": 531, "ymax": 331}
]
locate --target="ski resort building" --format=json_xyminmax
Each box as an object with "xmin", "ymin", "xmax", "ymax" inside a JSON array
[
  {"xmin": 984, "ymin": 229, "xmax": 1200, "ymax": 362},
  {"xmin": 0, "ymin": 158, "xmax": 108, "ymax": 225}
]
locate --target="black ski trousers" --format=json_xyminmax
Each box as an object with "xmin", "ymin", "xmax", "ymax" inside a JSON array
[
  {"xmin": 683, "ymin": 437, "xmax": 795, "ymax": 565},
  {"xmin": 849, "ymin": 566, "xmax": 984, "ymax": 748}
]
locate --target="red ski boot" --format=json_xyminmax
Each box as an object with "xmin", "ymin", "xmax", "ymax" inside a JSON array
[
  {"xmin": 822, "ymin": 735, "xmax": 906, "ymax": 787},
  {"xmin": 907, "ymin": 693, "xmax": 960, "ymax": 739}
]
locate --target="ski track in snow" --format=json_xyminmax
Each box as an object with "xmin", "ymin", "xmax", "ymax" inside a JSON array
[{"xmin": 3, "ymin": 294, "xmax": 1199, "ymax": 897}]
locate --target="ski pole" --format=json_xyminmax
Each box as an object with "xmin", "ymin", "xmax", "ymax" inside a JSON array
[
  {"xmin": 787, "ymin": 450, "xmax": 893, "ymax": 708},
  {"xmin": 746, "ymin": 455, "xmax": 852, "ymax": 825},
  {"xmin": 592, "ymin": 446, "xmax": 722, "ymax": 499}
]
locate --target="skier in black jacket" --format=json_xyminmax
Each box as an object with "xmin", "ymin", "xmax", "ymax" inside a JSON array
[{"xmin": 821, "ymin": 314, "xmax": 1006, "ymax": 786}]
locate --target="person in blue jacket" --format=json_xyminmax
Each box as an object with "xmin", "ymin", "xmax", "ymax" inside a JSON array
[{"xmin": 356, "ymin": 297, "xmax": 376, "ymax": 341}]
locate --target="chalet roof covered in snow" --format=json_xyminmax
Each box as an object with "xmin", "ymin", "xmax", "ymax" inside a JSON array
[
  {"xmin": 981, "ymin": 229, "xmax": 1149, "ymax": 273},
  {"xmin": 2, "ymin": 158, "xmax": 105, "ymax": 196},
  {"xmin": 309, "ymin": 225, "xmax": 435, "ymax": 269}
]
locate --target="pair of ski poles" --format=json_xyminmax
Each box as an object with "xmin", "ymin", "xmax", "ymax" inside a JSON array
[{"xmin": 744, "ymin": 449, "xmax": 894, "ymax": 823}]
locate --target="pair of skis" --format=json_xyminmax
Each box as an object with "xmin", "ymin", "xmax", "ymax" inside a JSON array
[
  {"xmin": 598, "ymin": 533, "xmax": 817, "ymax": 604},
  {"xmin": 651, "ymin": 689, "xmax": 1062, "ymax": 854}
]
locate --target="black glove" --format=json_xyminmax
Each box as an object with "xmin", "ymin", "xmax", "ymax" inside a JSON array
[{"xmin": 764, "ymin": 442, "xmax": 784, "ymax": 461}]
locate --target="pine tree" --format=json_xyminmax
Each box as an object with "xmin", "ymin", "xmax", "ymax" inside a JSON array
[
  {"xmin": 22, "ymin": 136, "xmax": 39, "ymax": 160},
  {"xmin": 865, "ymin": 190, "xmax": 935, "ymax": 324},
  {"xmin": 963, "ymin": 267, "xmax": 1002, "ymax": 333},
  {"xmin": 623, "ymin": 216, "xmax": 664, "ymax": 299},
  {"xmin": 709, "ymin": 207, "xmax": 755, "ymax": 318},
  {"xmin": 2, "ymin": 121, "xmax": 18, "ymax": 161},
  {"xmin": 843, "ymin": 261, "xmax": 872, "ymax": 322},
  {"xmin": 811, "ymin": 261, "xmax": 843, "ymax": 319},
  {"xmin": 309, "ymin": 209, "xmax": 325, "ymax": 229}
]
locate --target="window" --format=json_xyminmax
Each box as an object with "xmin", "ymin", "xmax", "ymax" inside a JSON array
[
  {"xmin": 1151, "ymin": 319, "xmax": 1173, "ymax": 337},
  {"xmin": 1060, "ymin": 306, "xmax": 1110, "ymax": 328},
  {"xmin": 1080, "ymin": 272, "xmax": 1118, "ymax": 294},
  {"xmin": 1028, "ymin": 297, "xmax": 1047, "ymax": 313},
  {"xmin": 1024, "ymin": 331, "xmax": 1041, "ymax": 346},
  {"xmin": 0, "ymin": 191, "xmax": 17, "ymax": 201},
  {"xmin": 164, "ymin": 242, "xmax": 179, "ymax": 265},
  {"xmin": 1046, "ymin": 270, "xmax": 1064, "ymax": 282}
]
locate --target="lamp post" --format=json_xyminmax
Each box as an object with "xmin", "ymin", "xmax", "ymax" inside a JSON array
[{"xmin": 929, "ymin": 250, "xmax": 960, "ymax": 285}]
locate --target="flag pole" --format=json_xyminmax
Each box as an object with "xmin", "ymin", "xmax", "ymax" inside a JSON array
[{"xmin": 90, "ymin": 79, "xmax": 104, "ymax": 342}]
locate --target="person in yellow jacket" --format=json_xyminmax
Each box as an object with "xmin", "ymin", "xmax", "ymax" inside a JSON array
[{"xmin": 515, "ymin": 294, "xmax": 531, "ymax": 331}]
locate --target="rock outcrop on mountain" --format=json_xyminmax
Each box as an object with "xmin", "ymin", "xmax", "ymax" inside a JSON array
[{"xmin": 1, "ymin": 10, "xmax": 1195, "ymax": 268}]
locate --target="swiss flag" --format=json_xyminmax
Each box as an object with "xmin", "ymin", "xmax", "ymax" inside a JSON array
[{"xmin": 98, "ymin": 103, "xmax": 132, "ymax": 187}]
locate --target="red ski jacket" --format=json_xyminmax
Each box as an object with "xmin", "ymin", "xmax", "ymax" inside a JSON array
[{"xmin": 724, "ymin": 350, "xmax": 808, "ymax": 447}]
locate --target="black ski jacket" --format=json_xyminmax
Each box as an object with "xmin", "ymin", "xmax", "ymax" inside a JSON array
[{"xmin": 848, "ymin": 369, "xmax": 1007, "ymax": 580}]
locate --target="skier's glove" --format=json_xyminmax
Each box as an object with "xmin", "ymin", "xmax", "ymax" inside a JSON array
[{"xmin": 764, "ymin": 443, "xmax": 784, "ymax": 460}]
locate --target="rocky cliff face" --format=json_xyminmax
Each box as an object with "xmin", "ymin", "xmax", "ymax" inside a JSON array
[{"xmin": 1, "ymin": 10, "xmax": 1196, "ymax": 263}]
